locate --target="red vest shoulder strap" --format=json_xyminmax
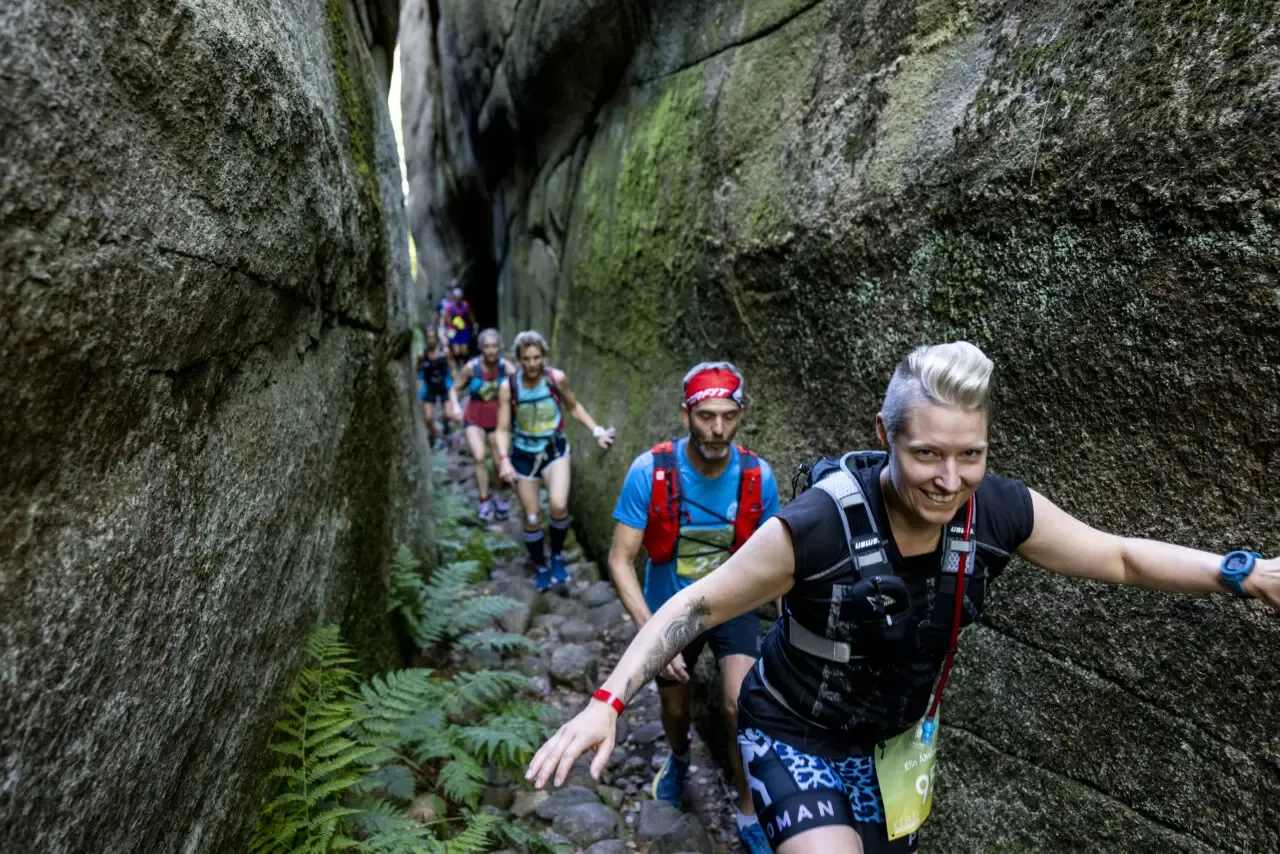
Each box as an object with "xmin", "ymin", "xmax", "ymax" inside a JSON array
[
  {"xmin": 732, "ymin": 445, "xmax": 765, "ymax": 553},
  {"xmin": 642, "ymin": 441, "xmax": 681, "ymax": 565}
]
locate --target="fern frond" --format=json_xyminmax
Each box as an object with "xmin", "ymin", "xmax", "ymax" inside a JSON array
[
  {"xmin": 351, "ymin": 800, "xmax": 440, "ymax": 853},
  {"xmin": 454, "ymin": 630, "xmax": 538, "ymax": 656},
  {"xmin": 352, "ymin": 669, "xmax": 442, "ymax": 751},
  {"xmin": 448, "ymin": 597, "xmax": 524, "ymax": 633},
  {"xmin": 436, "ymin": 754, "xmax": 485, "ymax": 807},
  {"xmin": 455, "ymin": 725, "xmax": 534, "ymax": 767},
  {"xmin": 449, "ymin": 670, "xmax": 532, "ymax": 712},
  {"xmin": 446, "ymin": 812, "xmax": 501, "ymax": 854},
  {"xmin": 498, "ymin": 819, "xmax": 574, "ymax": 854},
  {"xmin": 411, "ymin": 560, "xmax": 486, "ymax": 646}
]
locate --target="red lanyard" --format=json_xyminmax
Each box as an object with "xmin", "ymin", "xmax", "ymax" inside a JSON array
[{"xmin": 926, "ymin": 496, "xmax": 976, "ymax": 723}]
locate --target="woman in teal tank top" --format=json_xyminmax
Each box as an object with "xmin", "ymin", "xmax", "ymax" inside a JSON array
[
  {"xmin": 496, "ymin": 330, "xmax": 616, "ymax": 592},
  {"xmin": 512, "ymin": 372, "xmax": 563, "ymax": 454}
]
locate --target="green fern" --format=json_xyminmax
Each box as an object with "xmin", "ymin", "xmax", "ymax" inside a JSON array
[
  {"xmin": 454, "ymin": 630, "xmax": 538, "ymax": 656},
  {"xmin": 455, "ymin": 724, "xmax": 534, "ymax": 766},
  {"xmin": 498, "ymin": 820, "xmax": 574, "ymax": 854},
  {"xmin": 436, "ymin": 750, "xmax": 486, "ymax": 807},
  {"xmin": 445, "ymin": 812, "xmax": 501, "ymax": 854},
  {"xmin": 350, "ymin": 801, "xmax": 441, "ymax": 854},
  {"xmin": 258, "ymin": 521, "xmax": 566, "ymax": 853},
  {"xmin": 251, "ymin": 628, "xmax": 375, "ymax": 854},
  {"xmin": 448, "ymin": 670, "xmax": 533, "ymax": 712},
  {"xmin": 448, "ymin": 595, "xmax": 524, "ymax": 635}
]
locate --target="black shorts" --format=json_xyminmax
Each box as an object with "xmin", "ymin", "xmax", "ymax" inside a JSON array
[
  {"xmin": 420, "ymin": 384, "xmax": 447, "ymax": 404},
  {"xmin": 655, "ymin": 611, "xmax": 761, "ymax": 687},
  {"xmin": 463, "ymin": 420, "xmax": 496, "ymax": 434},
  {"xmin": 737, "ymin": 726, "xmax": 917, "ymax": 853},
  {"xmin": 511, "ymin": 433, "xmax": 569, "ymax": 480}
]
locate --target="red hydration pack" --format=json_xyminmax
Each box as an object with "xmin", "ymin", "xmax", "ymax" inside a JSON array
[{"xmin": 642, "ymin": 440, "xmax": 764, "ymax": 565}]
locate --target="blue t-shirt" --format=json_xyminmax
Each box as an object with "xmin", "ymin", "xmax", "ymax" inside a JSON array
[{"xmin": 613, "ymin": 439, "xmax": 780, "ymax": 612}]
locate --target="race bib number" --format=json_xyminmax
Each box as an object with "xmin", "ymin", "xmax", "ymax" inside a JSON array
[
  {"xmin": 674, "ymin": 526, "xmax": 733, "ymax": 580},
  {"xmin": 516, "ymin": 398, "xmax": 559, "ymax": 436},
  {"xmin": 874, "ymin": 717, "xmax": 938, "ymax": 840}
]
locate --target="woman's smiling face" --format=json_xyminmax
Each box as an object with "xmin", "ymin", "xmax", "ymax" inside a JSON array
[{"xmin": 878, "ymin": 402, "xmax": 988, "ymax": 527}]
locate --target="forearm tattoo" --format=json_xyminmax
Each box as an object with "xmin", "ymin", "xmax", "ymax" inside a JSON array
[{"xmin": 622, "ymin": 596, "xmax": 710, "ymax": 702}]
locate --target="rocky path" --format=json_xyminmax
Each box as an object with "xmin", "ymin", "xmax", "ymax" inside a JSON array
[{"xmin": 440, "ymin": 443, "xmax": 743, "ymax": 854}]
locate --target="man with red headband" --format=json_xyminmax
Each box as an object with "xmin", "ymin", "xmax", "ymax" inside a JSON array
[{"xmin": 608, "ymin": 361, "xmax": 780, "ymax": 854}]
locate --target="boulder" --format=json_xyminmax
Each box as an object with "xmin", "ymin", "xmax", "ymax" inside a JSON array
[
  {"xmin": 549, "ymin": 643, "xmax": 600, "ymax": 692},
  {"xmin": 559, "ymin": 620, "xmax": 598, "ymax": 643},
  {"xmin": 534, "ymin": 785, "xmax": 600, "ymax": 821},
  {"xmin": 551, "ymin": 802, "xmax": 625, "ymax": 847},
  {"xmin": 635, "ymin": 800, "xmax": 685, "ymax": 841},
  {"xmin": 3, "ymin": 0, "xmax": 426, "ymax": 851},
  {"xmin": 585, "ymin": 841, "xmax": 631, "ymax": 854},
  {"xmin": 647, "ymin": 814, "xmax": 714, "ymax": 854},
  {"xmin": 510, "ymin": 788, "xmax": 550, "ymax": 819},
  {"xmin": 582, "ymin": 580, "xmax": 620, "ymax": 608},
  {"xmin": 586, "ymin": 600, "xmax": 626, "ymax": 628}
]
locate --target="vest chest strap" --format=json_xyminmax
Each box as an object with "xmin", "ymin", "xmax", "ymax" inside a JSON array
[{"xmin": 786, "ymin": 615, "xmax": 861, "ymax": 663}]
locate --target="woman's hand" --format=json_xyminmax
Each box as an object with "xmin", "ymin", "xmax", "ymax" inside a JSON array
[
  {"xmin": 1243, "ymin": 557, "xmax": 1280, "ymax": 609},
  {"xmin": 498, "ymin": 457, "xmax": 517, "ymax": 485},
  {"xmin": 595, "ymin": 427, "xmax": 616, "ymax": 450},
  {"xmin": 526, "ymin": 699, "xmax": 618, "ymax": 789}
]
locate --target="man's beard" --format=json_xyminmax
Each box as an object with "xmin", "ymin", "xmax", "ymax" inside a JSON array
[{"xmin": 691, "ymin": 436, "xmax": 731, "ymax": 460}]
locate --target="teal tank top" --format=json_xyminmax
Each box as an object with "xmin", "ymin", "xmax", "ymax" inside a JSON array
[{"xmin": 512, "ymin": 374, "xmax": 562, "ymax": 452}]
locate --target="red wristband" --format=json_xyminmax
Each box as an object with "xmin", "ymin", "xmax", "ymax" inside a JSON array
[{"xmin": 592, "ymin": 689, "xmax": 624, "ymax": 715}]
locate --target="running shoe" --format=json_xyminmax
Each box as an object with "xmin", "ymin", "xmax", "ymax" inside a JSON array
[
  {"xmin": 477, "ymin": 498, "xmax": 495, "ymax": 523},
  {"xmin": 650, "ymin": 752, "xmax": 689, "ymax": 807},
  {"xmin": 549, "ymin": 553, "xmax": 570, "ymax": 591},
  {"xmin": 491, "ymin": 493, "xmax": 510, "ymax": 520},
  {"xmin": 533, "ymin": 564, "xmax": 553, "ymax": 593},
  {"xmin": 738, "ymin": 821, "xmax": 771, "ymax": 854}
]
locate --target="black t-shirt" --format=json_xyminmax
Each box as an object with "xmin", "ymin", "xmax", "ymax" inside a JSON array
[
  {"xmin": 738, "ymin": 456, "xmax": 1034, "ymax": 757},
  {"xmin": 419, "ymin": 355, "xmax": 450, "ymax": 389}
]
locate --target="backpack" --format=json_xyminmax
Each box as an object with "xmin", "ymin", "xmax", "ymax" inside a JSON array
[
  {"xmin": 642, "ymin": 440, "xmax": 764, "ymax": 565},
  {"xmin": 468, "ymin": 357, "xmax": 507, "ymax": 397},
  {"xmin": 507, "ymin": 369, "xmax": 565, "ymax": 433},
  {"xmin": 783, "ymin": 450, "xmax": 976, "ymax": 658}
]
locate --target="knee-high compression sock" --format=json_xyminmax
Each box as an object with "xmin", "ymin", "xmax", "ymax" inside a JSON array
[
  {"xmin": 524, "ymin": 528, "xmax": 546, "ymax": 566},
  {"xmin": 548, "ymin": 517, "xmax": 571, "ymax": 557}
]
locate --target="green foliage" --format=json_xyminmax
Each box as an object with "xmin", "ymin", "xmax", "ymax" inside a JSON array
[
  {"xmin": 455, "ymin": 631, "xmax": 539, "ymax": 657},
  {"xmin": 390, "ymin": 527, "xmax": 528, "ymax": 654},
  {"xmin": 250, "ymin": 628, "xmax": 375, "ymax": 854},
  {"xmin": 255, "ymin": 619, "xmax": 560, "ymax": 853}
]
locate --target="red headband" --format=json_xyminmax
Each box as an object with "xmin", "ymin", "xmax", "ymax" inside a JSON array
[{"xmin": 684, "ymin": 367, "xmax": 743, "ymax": 408}]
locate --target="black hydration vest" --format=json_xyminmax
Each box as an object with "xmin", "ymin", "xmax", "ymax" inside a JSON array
[{"xmin": 760, "ymin": 452, "xmax": 978, "ymax": 729}]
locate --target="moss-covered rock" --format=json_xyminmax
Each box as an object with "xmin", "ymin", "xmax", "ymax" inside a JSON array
[
  {"xmin": 401, "ymin": 0, "xmax": 1280, "ymax": 849},
  {"xmin": 2, "ymin": 0, "xmax": 431, "ymax": 850}
]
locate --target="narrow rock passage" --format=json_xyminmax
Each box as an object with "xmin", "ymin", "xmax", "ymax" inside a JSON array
[{"xmin": 440, "ymin": 441, "xmax": 743, "ymax": 854}]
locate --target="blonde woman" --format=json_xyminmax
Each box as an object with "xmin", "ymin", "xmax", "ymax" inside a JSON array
[
  {"xmin": 494, "ymin": 330, "xmax": 615, "ymax": 591},
  {"xmin": 525, "ymin": 341, "xmax": 1280, "ymax": 854}
]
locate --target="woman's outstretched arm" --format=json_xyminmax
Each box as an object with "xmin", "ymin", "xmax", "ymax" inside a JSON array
[
  {"xmin": 526, "ymin": 518, "xmax": 796, "ymax": 788},
  {"xmin": 1019, "ymin": 489, "xmax": 1280, "ymax": 607}
]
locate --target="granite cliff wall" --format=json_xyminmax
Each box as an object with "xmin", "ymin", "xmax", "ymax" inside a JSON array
[
  {"xmin": 1, "ymin": 0, "xmax": 430, "ymax": 849},
  {"xmin": 402, "ymin": 1, "xmax": 1280, "ymax": 850}
]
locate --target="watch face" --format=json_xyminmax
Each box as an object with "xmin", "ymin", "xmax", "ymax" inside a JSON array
[{"xmin": 1224, "ymin": 551, "xmax": 1254, "ymax": 573}]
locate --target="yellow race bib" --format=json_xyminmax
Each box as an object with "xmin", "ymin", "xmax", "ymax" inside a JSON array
[
  {"xmin": 874, "ymin": 716, "xmax": 938, "ymax": 840},
  {"xmin": 674, "ymin": 526, "xmax": 733, "ymax": 580}
]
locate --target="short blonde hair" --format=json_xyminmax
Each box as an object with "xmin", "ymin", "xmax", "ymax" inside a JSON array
[
  {"xmin": 477, "ymin": 328, "xmax": 503, "ymax": 348},
  {"xmin": 513, "ymin": 330, "xmax": 548, "ymax": 356},
  {"xmin": 880, "ymin": 341, "xmax": 993, "ymax": 441}
]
